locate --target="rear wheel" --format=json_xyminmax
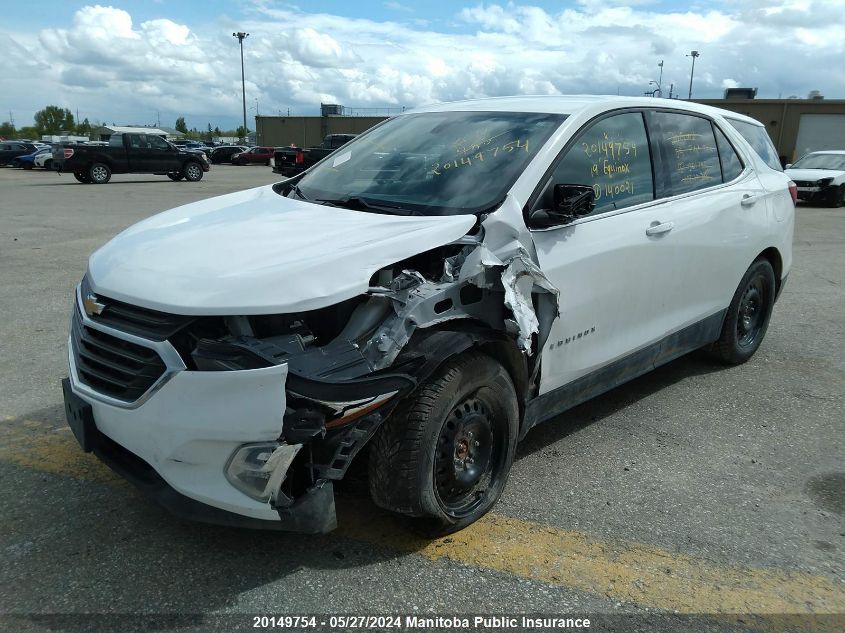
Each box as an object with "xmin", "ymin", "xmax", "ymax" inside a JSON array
[
  {"xmin": 369, "ymin": 352, "xmax": 519, "ymax": 534},
  {"xmin": 88, "ymin": 163, "xmax": 111, "ymax": 184},
  {"xmin": 708, "ymin": 258, "xmax": 775, "ymax": 365},
  {"xmin": 73, "ymin": 171, "xmax": 91, "ymax": 183}
]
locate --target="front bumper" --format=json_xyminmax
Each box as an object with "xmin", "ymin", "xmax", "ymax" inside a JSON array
[{"xmin": 64, "ymin": 333, "xmax": 337, "ymax": 532}]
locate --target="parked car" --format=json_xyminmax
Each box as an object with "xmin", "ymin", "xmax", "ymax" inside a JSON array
[
  {"xmin": 0, "ymin": 141, "xmax": 38, "ymax": 166},
  {"xmin": 273, "ymin": 134, "xmax": 356, "ymax": 177},
  {"xmin": 52, "ymin": 132, "xmax": 210, "ymax": 184},
  {"xmin": 209, "ymin": 145, "xmax": 249, "ymax": 164},
  {"xmin": 784, "ymin": 151, "xmax": 845, "ymax": 207},
  {"xmin": 62, "ymin": 96, "xmax": 793, "ymax": 535},
  {"xmin": 34, "ymin": 149, "xmax": 55, "ymax": 170},
  {"xmin": 12, "ymin": 147, "xmax": 51, "ymax": 169},
  {"xmin": 231, "ymin": 146, "xmax": 275, "ymax": 165}
]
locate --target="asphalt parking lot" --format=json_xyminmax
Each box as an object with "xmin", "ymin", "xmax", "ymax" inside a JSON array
[{"xmin": 1, "ymin": 165, "xmax": 843, "ymax": 631}]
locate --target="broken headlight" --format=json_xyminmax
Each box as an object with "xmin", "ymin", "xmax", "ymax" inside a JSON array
[{"xmin": 225, "ymin": 442, "xmax": 302, "ymax": 504}]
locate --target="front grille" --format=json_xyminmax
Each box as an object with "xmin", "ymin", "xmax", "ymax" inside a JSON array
[
  {"xmin": 80, "ymin": 277, "xmax": 193, "ymax": 341},
  {"xmin": 71, "ymin": 304, "xmax": 167, "ymax": 402},
  {"xmin": 793, "ymin": 180, "xmax": 815, "ymax": 188}
]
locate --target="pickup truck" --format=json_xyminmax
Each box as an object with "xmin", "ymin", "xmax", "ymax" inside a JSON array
[
  {"xmin": 52, "ymin": 132, "xmax": 210, "ymax": 184},
  {"xmin": 273, "ymin": 134, "xmax": 355, "ymax": 177}
]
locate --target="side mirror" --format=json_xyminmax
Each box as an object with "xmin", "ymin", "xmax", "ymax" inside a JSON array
[{"xmin": 528, "ymin": 184, "xmax": 595, "ymax": 229}]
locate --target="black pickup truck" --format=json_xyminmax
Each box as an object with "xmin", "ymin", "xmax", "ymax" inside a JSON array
[
  {"xmin": 53, "ymin": 132, "xmax": 210, "ymax": 184},
  {"xmin": 273, "ymin": 133, "xmax": 356, "ymax": 177}
]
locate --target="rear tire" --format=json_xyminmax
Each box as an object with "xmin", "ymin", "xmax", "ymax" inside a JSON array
[
  {"xmin": 88, "ymin": 163, "xmax": 111, "ymax": 184},
  {"xmin": 182, "ymin": 161, "xmax": 203, "ymax": 181},
  {"xmin": 708, "ymin": 258, "xmax": 775, "ymax": 365},
  {"xmin": 73, "ymin": 171, "xmax": 91, "ymax": 183},
  {"xmin": 369, "ymin": 352, "xmax": 519, "ymax": 535}
]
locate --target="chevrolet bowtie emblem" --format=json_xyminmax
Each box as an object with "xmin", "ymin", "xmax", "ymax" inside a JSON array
[{"xmin": 83, "ymin": 294, "xmax": 106, "ymax": 317}]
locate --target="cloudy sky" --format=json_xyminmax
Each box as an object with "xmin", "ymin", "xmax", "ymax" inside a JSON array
[{"xmin": 2, "ymin": 0, "xmax": 843, "ymax": 131}]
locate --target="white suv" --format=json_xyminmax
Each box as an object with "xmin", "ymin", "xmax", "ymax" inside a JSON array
[{"xmin": 63, "ymin": 96, "xmax": 794, "ymax": 534}]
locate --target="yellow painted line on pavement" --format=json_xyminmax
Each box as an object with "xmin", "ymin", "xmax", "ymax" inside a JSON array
[{"xmin": 1, "ymin": 417, "xmax": 843, "ymax": 616}]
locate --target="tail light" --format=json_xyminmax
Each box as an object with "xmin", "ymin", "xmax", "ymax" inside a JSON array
[
  {"xmin": 63, "ymin": 148, "xmax": 75, "ymax": 159},
  {"xmin": 787, "ymin": 181, "xmax": 797, "ymax": 205},
  {"xmin": 295, "ymin": 151, "xmax": 304, "ymax": 165}
]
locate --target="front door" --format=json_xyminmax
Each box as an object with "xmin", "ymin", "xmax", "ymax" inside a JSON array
[{"xmin": 529, "ymin": 111, "xmax": 674, "ymax": 394}]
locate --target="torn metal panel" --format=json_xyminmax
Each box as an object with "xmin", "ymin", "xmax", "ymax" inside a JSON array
[{"xmin": 500, "ymin": 252, "xmax": 560, "ymax": 354}]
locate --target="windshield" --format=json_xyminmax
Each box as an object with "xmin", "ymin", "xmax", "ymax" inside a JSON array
[
  {"xmin": 292, "ymin": 111, "xmax": 567, "ymax": 215},
  {"xmin": 791, "ymin": 153, "xmax": 845, "ymax": 171}
]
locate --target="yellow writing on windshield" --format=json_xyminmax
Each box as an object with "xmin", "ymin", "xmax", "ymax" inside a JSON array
[{"xmin": 428, "ymin": 139, "xmax": 529, "ymax": 177}]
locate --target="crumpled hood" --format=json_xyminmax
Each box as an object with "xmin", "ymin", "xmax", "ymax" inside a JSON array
[
  {"xmin": 785, "ymin": 168, "xmax": 844, "ymax": 182},
  {"xmin": 88, "ymin": 185, "xmax": 475, "ymax": 315}
]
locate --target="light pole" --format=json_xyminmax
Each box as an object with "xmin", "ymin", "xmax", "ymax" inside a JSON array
[
  {"xmin": 686, "ymin": 50, "xmax": 700, "ymax": 100},
  {"xmin": 657, "ymin": 60, "xmax": 664, "ymax": 96},
  {"xmin": 233, "ymin": 31, "xmax": 249, "ymax": 143}
]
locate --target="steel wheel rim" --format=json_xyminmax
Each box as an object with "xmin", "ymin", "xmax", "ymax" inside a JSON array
[
  {"xmin": 433, "ymin": 394, "xmax": 506, "ymax": 517},
  {"xmin": 186, "ymin": 164, "xmax": 200, "ymax": 179},
  {"xmin": 737, "ymin": 275, "xmax": 766, "ymax": 347},
  {"xmin": 92, "ymin": 166, "xmax": 107, "ymax": 181}
]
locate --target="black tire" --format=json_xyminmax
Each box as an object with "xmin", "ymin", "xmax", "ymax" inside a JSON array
[
  {"xmin": 182, "ymin": 161, "xmax": 203, "ymax": 181},
  {"xmin": 264, "ymin": 159, "xmax": 271, "ymax": 166},
  {"xmin": 73, "ymin": 171, "xmax": 91, "ymax": 183},
  {"xmin": 88, "ymin": 163, "xmax": 111, "ymax": 184},
  {"xmin": 708, "ymin": 258, "xmax": 776, "ymax": 365},
  {"xmin": 369, "ymin": 352, "xmax": 519, "ymax": 534},
  {"xmin": 23, "ymin": 163, "xmax": 33, "ymax": 170},
  {"xmin": 167, "ymin": 172, "xmax": 184, "ymax": 181},
  {"xmin": 827, "ymin": 185, "xmax": 844, "ymax": 208}
]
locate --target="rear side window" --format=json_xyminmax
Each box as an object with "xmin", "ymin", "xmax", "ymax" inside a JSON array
[
  {"xmin": 714, "ymin": 127, "xmax": 743, "ymax": 182},
  {"xmin": 537, "ymin": 111, "xmax": 654, "ymax": 216},
  {"xmin": 651, "ymin": 111, "xmax": 721, "ymax": 196},
  {"xmin": 109, "ymin": 134, "xmax": 124, "ymax": 147},
  {"xmin": 727, "ymin": 119, "xmax": 781, "ymax": 171}
]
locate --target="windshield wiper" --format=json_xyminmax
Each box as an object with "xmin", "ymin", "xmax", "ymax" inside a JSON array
[
  {"xmin": 315, "ymin": 196, "xmax": 419, "ymax": 216},
  {"xmin": 288, "ymin": 183, "xmax": 310, "ymax": 201}
]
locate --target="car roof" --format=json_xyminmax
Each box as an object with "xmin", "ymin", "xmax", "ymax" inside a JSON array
[{"xmin": 407, "ymin": 95, "xmax": 763, "ymax": 126}]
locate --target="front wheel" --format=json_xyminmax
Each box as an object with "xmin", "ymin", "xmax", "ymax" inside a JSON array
[
  {"xmin": 182, "ymin": 162, "xmax": 203, "ymax": 182},
  {"xmin": 708, "ymin": 258, "xmax": 776, "ymax": 365},
  {"xmin": 369, "ymin": 352, "xmax": 519, "ymax": 535},
  {"xmin": 88, "ymin": 163, "xmax": 111, "ymax": 184},
  {"xmin": 827, "ymin": 185, "xmax": 845, "ymax": 208}
]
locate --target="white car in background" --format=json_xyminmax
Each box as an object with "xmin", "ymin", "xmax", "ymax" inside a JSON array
[
  {"xmin": 785, "ymin": 150, "xmax": 845, "ymax": 207},
  {"xmin": 62, "ymin": 96, "xmax": 794, "ymax": 535},
  {"xmin": 34, "ymin": 148, "xmax": 55, "ymax": 170}
]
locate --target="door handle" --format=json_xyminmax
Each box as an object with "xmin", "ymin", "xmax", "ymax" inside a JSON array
[
  {"xmin": 646, "ymin": 221, "xmax": 674, "ymax": 236},
  {"xmin": 740, "ymin": 194, "xmax": 759, "ymax": 207}
]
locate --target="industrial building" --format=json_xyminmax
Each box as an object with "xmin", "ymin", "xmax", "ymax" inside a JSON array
[{"xmin": 254, "ymin": 98, "xmax": 845, "ymax": 165}]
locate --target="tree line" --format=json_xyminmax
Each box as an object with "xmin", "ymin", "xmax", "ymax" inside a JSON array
[{"xmin": 1, "ymin": 106, "xmax": 247, "ymax": 141}]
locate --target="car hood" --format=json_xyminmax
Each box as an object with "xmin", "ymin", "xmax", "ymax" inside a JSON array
[
  {"xmin": 87, "ymin": 185, "xmax": 475, "ymax": 315},
  {"xmin": 785, "ymin": 168, "xmax": 844, "ymax": 181}
]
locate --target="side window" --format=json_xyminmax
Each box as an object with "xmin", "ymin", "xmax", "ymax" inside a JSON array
[
  {"xmin": 714, "ymin": 126, "xmax": 743, "ymax": 182},
  {"xmin": 148, "ymin": 136, "xmax": 169, "ymax": 150},
  {"xmin": 651, "ymin": 112, "xmax": 721, "ymax": 196},
  {"xmin": 109, "ymin": 134, "xmax": 124, "ymax": 147},
  {"xmin": 727, "ymin": 119, "xmax": 782, "ymax": 171},
  {"xmin": 536, "ymin": 112, "xmax": 654, "ymax": 216}
]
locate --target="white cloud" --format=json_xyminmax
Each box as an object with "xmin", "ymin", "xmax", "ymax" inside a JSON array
[{"xmin": 1, "ymin": 2, "xmax": 843, "ymax": 127}]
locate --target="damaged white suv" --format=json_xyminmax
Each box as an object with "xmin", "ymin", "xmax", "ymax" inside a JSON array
[{"xmin": 63, "ymin": 96, "xmax": 794, "ymax": 534}]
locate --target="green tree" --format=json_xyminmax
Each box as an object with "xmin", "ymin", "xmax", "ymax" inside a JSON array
[
  {"xmin": 0, "ymin": 121, "xmax": 16, "ymax": 139},
  {"xmin": 214, "ymin": 126, "xmax": 221, "ymax": 135},
  {"xmin": 236, "ymin": 125, "xmax": 248, "ymax": 140},
  {"xmin": 33, "ymin": 106, "xmax": 75, "ymax": 135},
  {"xmin": 76, "ymin": 117, "xmax": 92, "ymax": 137},
  {"xmin": 18, "ymin": 126, "xmax": 39, "ymax": 140},
  {"xmin": 174, "ymin": 116, "xmax": 188, "ymax": 133}
]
